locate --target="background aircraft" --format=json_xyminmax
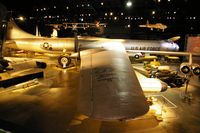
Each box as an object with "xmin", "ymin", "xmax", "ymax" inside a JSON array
[
  {"xmin": 139, "ymin": 20, "xmax": 167, "ymax": 32},
  {"xmin": 47, "ymin": 21, "xmax": 106, "ymax": 30},
  {"xmin": 46, "ymin": 21, "xmax": 107, "ymax": 37}
]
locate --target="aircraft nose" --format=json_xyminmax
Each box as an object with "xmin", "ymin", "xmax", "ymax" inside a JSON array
[
  {"xmin": 161, "ymin": 81, "xmax": 168, "ymax": 92},
  {"xmin": 174, "ymin": 43, "xmax": 179, "ymax": 51}
]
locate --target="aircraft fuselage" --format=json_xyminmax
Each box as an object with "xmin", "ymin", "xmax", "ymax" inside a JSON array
[
  {"xmin": 78, "ymin": 37, "xmax": 179, "ymax": 52},
  {"xmin": 6, "ymin": 38, "xmax": 75, "ymax": 53}
]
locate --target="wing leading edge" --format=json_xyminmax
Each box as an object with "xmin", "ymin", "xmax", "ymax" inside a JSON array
[{"xmin": 78, "ymin": 42, "xmax": 149, "ymax": 121}]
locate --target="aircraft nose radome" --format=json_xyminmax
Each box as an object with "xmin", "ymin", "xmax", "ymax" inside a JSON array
[
  {"xmin": 173, "ymin": 42, "xmax": 179, "ymax": 51},
  {"xmin": 161, "ymin": 81, "xmax": 168, "ymax": 92},
  {"xmin": 176, "ymin": 44, "xmax": 180, "ymax": 51}
]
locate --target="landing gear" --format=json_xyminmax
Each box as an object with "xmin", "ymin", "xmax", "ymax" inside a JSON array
[
  {"xmin": 134, "ymin": 54, "xmax": 140, "ymax": 59},
  {"xmin": 58, "ymin": 55, "xmax": 71, "ymax": 69},
  {"xmin": 180, "ymin": 75, "xmax": 193, "ymax": 102}
]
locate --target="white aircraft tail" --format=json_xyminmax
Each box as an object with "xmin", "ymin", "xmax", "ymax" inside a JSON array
[
  {"xmin": 168, "ymin": 36, "xmax": 181, "ymax": 42},
  {"xmin": 6, "ymin": 19, "xmax": 42, "ymax": 39},
  {"xmin": 146, "ymin": 20, "xmax": 149, "ymax": 25}
]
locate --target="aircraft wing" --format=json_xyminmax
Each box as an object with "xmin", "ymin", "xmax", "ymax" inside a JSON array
[
  {"xmin": 126, "ymin": 50, "xmax": 200, "ymax": 64},
  {"xmin": 78, "ymin": 42, "xmax": 149, "ymax": 121},
  {"xmin": 4, "ymin": 40, "xmax": 16, "ymax": 46}
]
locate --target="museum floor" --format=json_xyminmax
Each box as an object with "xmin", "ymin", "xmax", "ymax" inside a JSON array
[{"xmin": 0, "ymin": 59, "xmax": 200, "ymax": 133}]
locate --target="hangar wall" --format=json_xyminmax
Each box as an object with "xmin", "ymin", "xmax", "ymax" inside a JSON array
[{"xmin": 185, "ymin": 35, "xmax": 200, "ymax": 63}]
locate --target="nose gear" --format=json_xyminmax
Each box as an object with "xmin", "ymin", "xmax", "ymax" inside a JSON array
[{"xmin": 58, "ymin": 55, "xmax": 71, "ymax": 68}]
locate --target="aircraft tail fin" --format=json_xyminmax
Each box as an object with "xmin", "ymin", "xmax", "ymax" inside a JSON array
[
  {"xmin": 168, "ymin": 36, "xmax": 181, "ymax": 42},
  {"xmin": 6, "ymin": 18, "xmax": 41, "ymax": 39},
  {"xmin": 146, "ymin": 20, "xmax": 149, "ymax": 25}
]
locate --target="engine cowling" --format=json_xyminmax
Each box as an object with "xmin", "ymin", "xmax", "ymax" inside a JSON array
[
  {"xmin": 180, "ymin": 63, "xmax": 200, "ymax": 76},
  {"xmin": 191, "ymin": 64, "xmax": 200, "ymax": 76},
  {"xmin": 180, "ymin": 63, "xmax": 191, "ymax": 75}
]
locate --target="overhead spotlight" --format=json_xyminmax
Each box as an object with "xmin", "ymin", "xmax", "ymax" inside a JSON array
[
  {"xmin": 18, "ymin": 16, "xmax": 25, "ymax": 21},
  {"xmin": 126, "ymin": 1, "xmax": 132, "ymax": 7}
]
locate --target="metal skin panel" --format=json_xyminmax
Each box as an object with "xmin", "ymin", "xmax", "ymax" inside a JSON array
[
  {"xmin": 5, "ymin": 38, "xmax": 75, "ymax": 53},
  {"xmin": 78, "ymin": 43, "xmax": 149, "ymax": 121}
]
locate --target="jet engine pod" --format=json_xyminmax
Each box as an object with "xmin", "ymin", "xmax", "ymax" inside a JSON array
[
  {"xmin": 180, "ymin": 62, "xmax": 191, "ymax": 75},
  {"xmin": 191, "ymin": 64, "xmax": 200, "ymax": 76}
]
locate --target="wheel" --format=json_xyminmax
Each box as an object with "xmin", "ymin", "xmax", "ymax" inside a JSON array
[
  {"xmin": 134, "ymin": 54, "xmax": 140, "ymax": 59},
  {"xmin": 58, "ymin": 55, "xmax": 71, "ymax": 68}
]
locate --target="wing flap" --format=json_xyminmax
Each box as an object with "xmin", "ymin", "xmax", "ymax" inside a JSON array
[{"xmin": 78, "ymin": 44, "xmax": 149, "ymax": 121}]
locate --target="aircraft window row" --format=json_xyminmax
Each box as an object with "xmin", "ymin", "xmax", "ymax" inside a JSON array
[{"xmin": 130, "ymin": 47, "xmax": 160, "ymax": 51}]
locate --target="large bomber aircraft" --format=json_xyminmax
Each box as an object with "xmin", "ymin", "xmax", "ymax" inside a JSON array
[
  {"xmin": 1, "ymin": 18, "xmax": 200, "ymax": 121},
  {"xmin": 5, "ymin": 19, "xmax": 179, "ymax": 68}
]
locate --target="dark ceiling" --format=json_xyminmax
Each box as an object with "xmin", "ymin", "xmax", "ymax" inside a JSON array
[{"xmin": 0, "ymin": 0, "xmax": 198, "ymax": 14}]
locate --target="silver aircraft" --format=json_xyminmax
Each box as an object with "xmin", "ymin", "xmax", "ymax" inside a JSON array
[
  {"xmin": 5, "ymin": 19, "xmax": 179, "ymax": 68},
  {"xmin": 3, "ymin": 19, "xmax": 199, "ymax": 121}
]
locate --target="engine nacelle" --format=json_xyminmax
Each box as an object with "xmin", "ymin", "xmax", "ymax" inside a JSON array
[
  {"xmin": 180, "ymin": 63, "xmax": 191, "ymax": 75},
  {"xmin": 180, "ymin": 63, "xmax": 200, "ymax": 76},
  {"xmin": 191, "ymin": 64, "xmax": 200, "ymax": 76}
]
